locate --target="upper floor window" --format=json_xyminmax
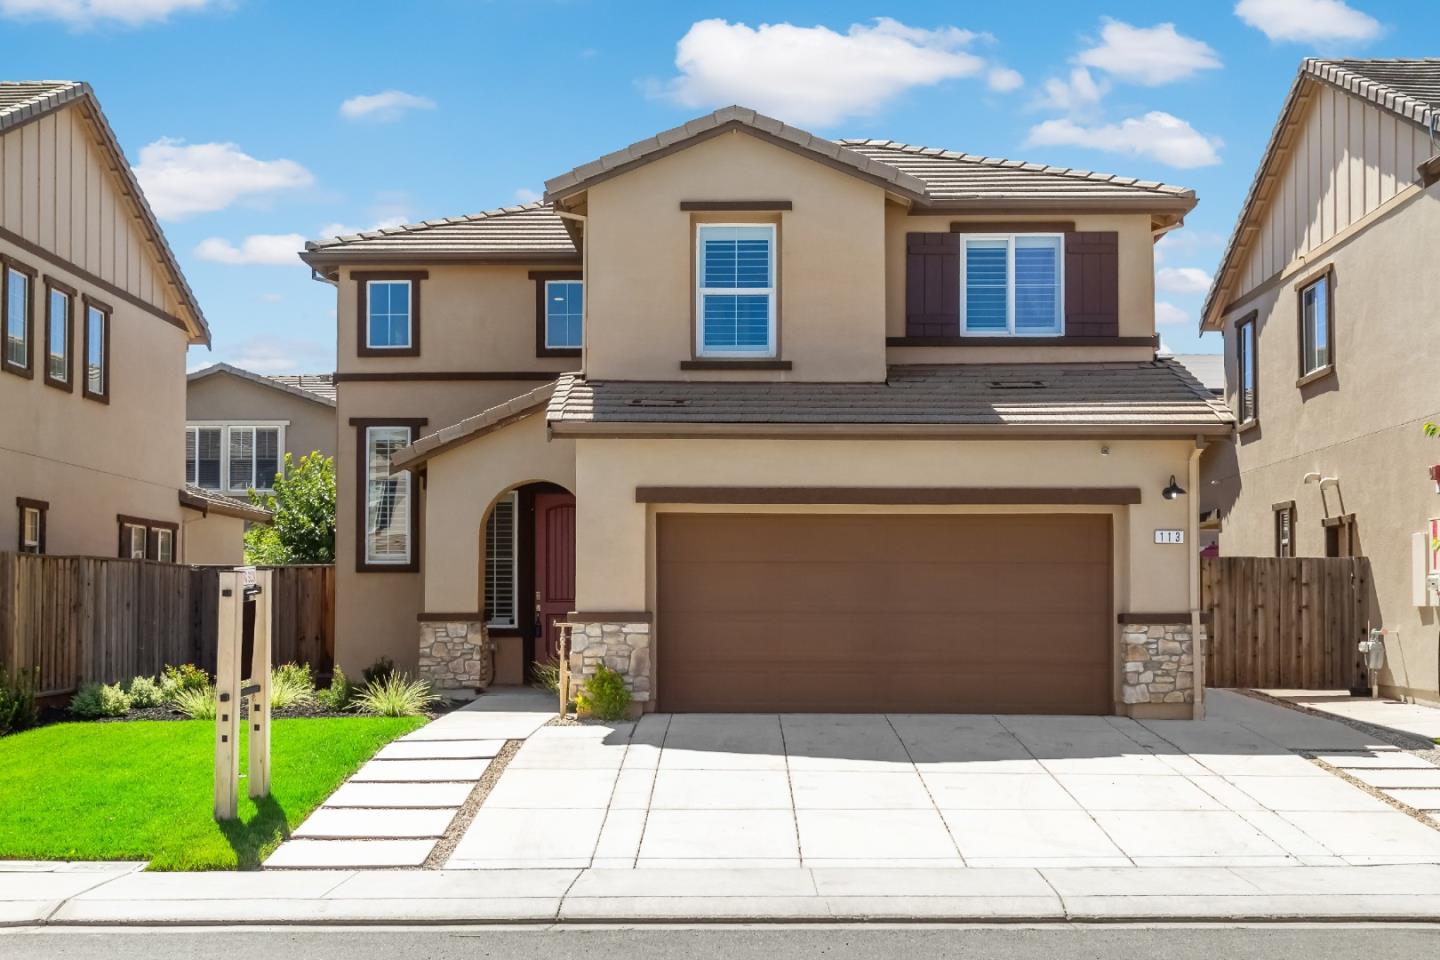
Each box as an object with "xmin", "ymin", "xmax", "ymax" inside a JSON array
[
  {"xmin": 545, "ymin": 280, "xmax": 584, "ymax": 350},
  {"xmin": 2, "ymin": 259, "xmax": 35, "ymax": 377},
  {"xmin": 187, "ymin": 424, "xmax": 281, "ymax": 492},
  {"xmin": 83, "ymin": 299, "xmax": 110, "ymax": 402},
  {"xmin": 366, "ymin": 279, "xmax": 412, "ymax": 349},
  {"xmin": 229, "ymin": 426, "xmax": 281, "ymax": 491},
  {"xmin": 44, "ymin": 279, "xmax": 73, "ymax": 390},
  {"xmin": 960, "ymin": 234, "xmax": 1063, "ymax": 336},
  {"xmin": 186, "ymin": 426, "xmax": 223, "ymax": 489},
  {"xmin": 363, "ymin": 424, "xmax": 415, "ymax": 568},
  {"xmin": 1236, "ymin": 314, "xmax": 1257, "ymax": 425},
  {"xmin": 1299, "ymin": 271, "xmax": 1332, "ymax": 378},
  {"xmin": 696, "ymin": 224, "xmax": 775, "ymax": 357}
]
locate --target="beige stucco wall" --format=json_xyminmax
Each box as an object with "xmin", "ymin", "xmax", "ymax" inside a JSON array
[
  {"xmin": 1217, "ymin": 182, "xmax": 1440, "ymax": 703},
  {"xmin": 181, "ymin": 510, "xmax": 246, "ymax": 565},
  {"xmin": 187, "ymin": 371, "xmax": 338, "ymax": 468},
  {"xmin": 583, "ymin": 130, "xmax": 889, "ymax": 382}
]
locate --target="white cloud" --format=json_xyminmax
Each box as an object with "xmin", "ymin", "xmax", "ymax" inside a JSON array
[
  {"xmin": 316, "ymin": 215, "xmax": 407, "ymax": 239},
  {"xmin": 658, "ymin": 17, "xmax": 988, "ymax": 126},
  {"xmin": 1076, "ymin": 19, "xmax": 1222, "ymax": 85},
  {"xmin": 987, "ymin": 66, "xmax": 1024, "ymax": 93},
  {"xmin": 1026, "ymin": 111, "xmax": 1222, "ymax": 168},
  {"xmin": 133, "ymin": 139, "xmax": 313, "ymax": 220},
  {"xmin": 514, "ymin": 187, "xmax": 542, "ymax": 203},
  {"xmin": 1155, "ymin": 301, "xmax": 1191, "ymax": 326},
  {"xmin": 1234, "ymin": 0, "xmax": 1380, "ymax": 43},
  {"xmin": 193, "ymin": 233, "xmax": 305, "ymax": 266},
  {"xmin": 339, "ymin": 90, "xmax": 437, "ymax": 122},
  {"xmin": 225, "ymin": 335, "xmax": 333, "ymax": 375},
  {"xmin": 0, "ymin": 0, "xmax": 216, "ymax": 26},
  {"xmin": 1156, "ymin": 266, "xmax": 1214, "ymax": 294},
  {"xmin": 1036, "ymin": 67, "xmax": 1108, "ymax": 114}
]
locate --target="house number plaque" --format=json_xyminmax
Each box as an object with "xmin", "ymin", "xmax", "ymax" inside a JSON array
[{"xmin": 1154, "ymin": 529, "xmax": 1185, "ymax": 544}]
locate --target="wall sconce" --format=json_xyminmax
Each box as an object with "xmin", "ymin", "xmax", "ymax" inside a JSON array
[{"xmin": 1162, "ymin": 475, "xmax": 1187, "ymax": 500}]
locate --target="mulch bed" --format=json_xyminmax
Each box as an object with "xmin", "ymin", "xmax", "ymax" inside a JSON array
[{"xmin": 31, "ymin": 698, "xmax": 461, "ymax": 729}]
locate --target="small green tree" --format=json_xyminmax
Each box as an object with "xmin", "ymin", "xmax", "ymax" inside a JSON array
[{"xmin": 245, "ymin": 452, "xmax": 336, "ymax": 564}]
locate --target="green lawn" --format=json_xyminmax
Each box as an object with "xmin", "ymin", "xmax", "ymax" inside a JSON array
[{"xmin": 0, "ymin": 716, "xmax": 425, "ymax": 870}]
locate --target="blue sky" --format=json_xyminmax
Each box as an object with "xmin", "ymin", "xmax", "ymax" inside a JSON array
[{"xmin": 2, "ymin": 0, "xmax": 1430, "ymax": 371}]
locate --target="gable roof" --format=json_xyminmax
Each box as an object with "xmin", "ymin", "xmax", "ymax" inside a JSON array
[
  {"xmin": 0, "ymin": 81, "xmax": 209, "ymax": 345},
  {"xmin": 1202, "ymin": 58, "xmax": 1440, "ymax": 329},
  {"xmin": 391, "ymin": 381, "xmax": 556, "ymax": 471},
  {"xmin": 178, "ymin": 485, "xmax": 272, "ymax": 524},
  {"xmin": 188, "ymin": 362, "xmax": 336, "ymax": 408}
]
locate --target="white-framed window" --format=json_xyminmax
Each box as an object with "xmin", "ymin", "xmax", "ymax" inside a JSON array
[
  {"xmin": 1299, "ymin": 274, "xmax": 1331, "ymax": 376},
  {"xmin": 696, "ymin": 224, "xmax": 775, "ymax": 357},
  {"xmin": 364, "ymin": 425, "xmax": 413, "ymax": 565},
  {"xmin": 485, "ymin": 491, "xmax": 518, "ymax": 627},
  {"xmin": 544, "ymin": 280, "xmax": 583, "ymax": 349},
  {"xmin": 366, "ymin": 279, "xmax": 412, "ymax": 349},
  {"xmin": 228, "ymin": 426, "xmax": 281, "ymax": 491},
  {"xmin": 960, "ymin": 234, "xmax": 1064, "ymax": 336},
  {"xmin": 185, "ymin": 426, "xmax": 223, "ymax": 489},
  {"xmin": 155, "ymin": 528, "xmax": 174, "ymax": 564},
  {"xmin": 123, "ymin": 523, "xmax": 147, "ymax": 560},
  {"xmin": 19, "ymin": 506, "xmax": 42, "ymax": 554},
  {"xmin": 185, "ymin": 423, "xmax": 284, "ymax": 493}
]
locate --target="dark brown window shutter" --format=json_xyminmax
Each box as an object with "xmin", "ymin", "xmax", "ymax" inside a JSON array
[
  {"xmin": 905, "ymin": 232, "xmax": 960, "ymax": 338},
  {"xmin": 1063, "ymin": 231, "xmax": 1119, "ymax": 338}
]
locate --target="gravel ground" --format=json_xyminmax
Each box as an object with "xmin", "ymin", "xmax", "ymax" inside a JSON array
[{"xmin": 423, "ymin": 738, "xmax": 522, "ymax": 868}]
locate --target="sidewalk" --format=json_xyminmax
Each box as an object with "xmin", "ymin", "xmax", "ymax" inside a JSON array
[
  {"xmin": 6, "ymin": 860, "xmax": 1440, "ymax": 925},
  {"xmin": 1261, "ymin": 690, "xmax": 1440, "ymax": 743}
]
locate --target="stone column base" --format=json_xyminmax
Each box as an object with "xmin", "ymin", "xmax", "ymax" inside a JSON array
[
  {"xmin": 1120, "ymin": 621, "xmax": 1201, "ymax": 713},
  {"xmin": 567, "ymin": 618, "xmax": 652, "ymax": 711},
  {"xmin": 418, "ymin": 619, "xmax": 493, "ymax": 699}
]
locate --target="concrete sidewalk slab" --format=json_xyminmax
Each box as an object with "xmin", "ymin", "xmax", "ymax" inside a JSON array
[
  {"xmin": 375, "ymin": 739, "xmax": 504, "ymax": 760},
  {"xmin": 325, "ymin": 781, "xmax": 474, "ymax": 809},
  {"xmin": 1261, "ymin": 689, "xmax": 1440, "ymax": 741},
  {"xmin": 292, "ymin": 807, "xmax": 455, "ymax": 840},
  {"xmin": 263, "ymin": 839, "xmax": 434, "ymax": 869}
]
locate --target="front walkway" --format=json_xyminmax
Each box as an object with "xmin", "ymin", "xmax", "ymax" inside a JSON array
[{"xmin": 447, "ymin": 690, "xmax": 1440, "ymax": 870}]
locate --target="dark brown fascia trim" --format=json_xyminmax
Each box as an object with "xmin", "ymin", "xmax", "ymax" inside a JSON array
[
  {"xmin": 116, "ymin": 513, "xmax": 179, "ymax": 533},
  {"xmin": 177, "ymin": 489, "xmax": 271, "ymax": 523},
  {"xmin": 302, "ymin": 250, "xmax": 580, "ymax": 271},
  {"xmin": 351, "ymin": 418, "xmax": 429, "ymax": 574},
  {"xmin": 333, "ymin": 370, "xmax": 562, "ymax": 383},
  {"xmin": 0, "ymin": 255, "xmax": 36, "ymax": 380},
  {"xmin": 950, "ymin": 221, "xmax": 1076, "ymax": 233},
  {"xmin": 680, "ymin": 359, "xmax": 793, "ymax": 370},
  {"xmin": 354, "ymin": 270, "xmax": 426, "ymax": 359},
  {"xmin": 16, "ymin": 496, "xmax": 50, "ymax": 510},
  {"xmin": 0, "ymin": 225, "xmax": 196, "ymax": 341},
  {"xmin": 1291, "ymin": 262, "xmax": 1334, "ymax": 292},
  {"xmin": 909, "ymin": 197, "xmax": 1197, "ymax": 214},
  {"xmin": 679, "ymin": 200, "xmax": 793, "ymax": 211},
  {"xmin": 1117, "ymin": 612, "xmax": 1193, "ymax": 625},
  {"xmin": 554, "ymin": 421, "xmax": 1233, "ymax": 441},
  {"xmin": 41, "ymin": 275, "xmax": 75, "ymax": 392},
  {"xmin": 887, "ymin": 335, "xmax": 1158, "ymax": 348},
  {"xmin": 1419, "ymin": 153, "xmax": 1440, "ymax": 186},
  {"xmin": 530, "ymin": 269, "xmax": 583, "ymax": 359},
  {"xmin": 566, "ymin": 611, "xmax": 654, "ymax": 623},
  {"xmin": 80, "ymin": 295, "xmax": 111, "ymax": 404},
  {"xmin": 417, "ymin": 611, "xmax": 485, "ymax": 622},
  {"xmin": 1271, "ymin": 499, "xmax": 1296, "ymax": 512},
  {"xmin": 635, "ymin": 486, "xmax": 1143, "ymax": 505}
]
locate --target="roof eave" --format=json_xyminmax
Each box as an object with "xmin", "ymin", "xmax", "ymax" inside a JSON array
[
  {"xmin": 547, "ymin": 420, "xmax": 1234, "ymax": 440},
  {"xmin": 177, "ymin": 489, "xmax": 273, "ymax": 524},
  {"xmin": 187, "ymin": 362, "xmax": 337, "ymax": 408},
  {"xmin": 298, "ymin": 249, "xmax": 580, "ymax": 270}
]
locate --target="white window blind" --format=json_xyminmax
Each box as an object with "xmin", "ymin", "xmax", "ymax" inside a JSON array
[
  {"xmin": 20, "ymin": 508, "xmax": 41, "ymax": 553},
  {"xmin": 186, "ymin": 427, "xmax": 223, "ymax": 489},
  {"xmin": 485, "ymin": 492, "xmax": 518, "ymax": 627},
  {"xmin": 961, "ymin": 234, "xmax": 1063, "ymax": 336},
  {"xmin": 223, "ymin": 426, "xmax": 281, "ymax": 491},
  {"xmin": 365, "ymin": 426, "xmax": 413, "ymax": 565},
  {"xmin": 229, "ymin": 427, "xmax": 254, "ymax": 490},
  {"xmin": 124, "ymin": 524, "xmax": 146, "ymax": 560},
  {"xmin": 697, "ymin": 224, "xmax": 775, "ymax": 356},
  {"xmin": 155, "ymin": 529, "xmax": 174, "ymax": 564}
]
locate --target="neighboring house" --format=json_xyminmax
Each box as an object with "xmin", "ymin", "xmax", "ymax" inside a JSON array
[
  {"xmin": 302, "ymin": 105, "xmax": 1232, "ymax": 718},
  {"xmin": 0, "ymin": 81, "xmax": 264, "ymax": 563},
  {"xmin": 1171, "ymin": 354, "xmax": 1227, "ymax": 554},
  {"xmin": 185, "ymin": 362, "xmax": 337, "ymax": 497},
  {"xmin": 1202, "ymin": 59, "xmax": 1440, "ymax": 704}
]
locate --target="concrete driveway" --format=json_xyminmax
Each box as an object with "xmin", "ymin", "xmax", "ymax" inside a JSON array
[{"xmin": 447, "ymin": 690, "xmax": 1440, "ymax": 870}]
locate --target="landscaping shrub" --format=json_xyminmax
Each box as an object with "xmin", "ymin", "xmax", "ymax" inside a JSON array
[
  {"xmin": 172, "ymin": 685, "xmax": 217, "ymax": 720},
  {"xmin": 532, "ymin": 658, "xmax": 561, "ymax": 694},
  {"xmin": 355, "ymin": 673, "xmax": 439, "ymax": 718},
  {"xmin": 575, "ymin": 665, "xmax": 630, "ymax": 721},
  {"xmin": 70, "ymin": 682, "xmax": 132, "ymax": 719},
  {"xmin": 269, "ymin": 662, "xmax": 315, "ymax": 710},
  {"xmin": 316, "ymin": 667, "xmax": 354, "ymax": 711},
  {"xmin": 0, "ymin": 667, "xmax": 38, "ymax": 735},
  {"xmin": 124, "ymin": 675, "xmax": 165, "ymax": 709},
  {"xmin": 362, "ymin": 656, "xmax": 396, "ymax": 686},
  {"xmin": 160, "ymin": 663, "xmax": 210, "ymax": 703}
]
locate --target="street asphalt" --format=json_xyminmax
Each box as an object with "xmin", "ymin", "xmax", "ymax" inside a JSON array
[{"xmin": 1, "ymin": 925, "xmax": 1438, "ymax": 960}]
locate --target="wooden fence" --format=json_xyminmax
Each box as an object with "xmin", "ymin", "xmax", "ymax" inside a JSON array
[
  {"xmin": 0, "ymin": 554, "xmax": 334, "ymax": 699},
  {"xmin": 1202, "ymin": 556, "xmax": 1371, "ymax": 690}
]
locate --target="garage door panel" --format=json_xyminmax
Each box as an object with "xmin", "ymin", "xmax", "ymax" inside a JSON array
[{"xmin": 658, "ymin": 514, "xmax": 1113, "ymax": 714}]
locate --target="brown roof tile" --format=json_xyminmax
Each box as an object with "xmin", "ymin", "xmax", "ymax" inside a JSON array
[
  {"xmin": 178, "ymin": 486, "xmax": 272, "ymax": 524},
  {"xmin": 390, "ymin": 381, "xmax": 557, "ymax": 470},
  {"xmin": 300, "ymin": 203, "xmax": 577, "ymax": 266}
]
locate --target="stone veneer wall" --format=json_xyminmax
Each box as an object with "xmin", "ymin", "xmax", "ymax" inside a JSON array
[
  {"xmin": 418, "ymin": 620, "xmax": 492, "ymax": 697},
  {"xmin": 567, "ymin": 620, "xmax": 652, "ymax": 705},
  {"xmin": 1121, "ymin": 622, "xmax": 1202, "ymax": 706}
]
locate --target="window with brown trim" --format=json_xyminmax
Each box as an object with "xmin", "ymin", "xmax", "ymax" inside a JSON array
[
  {"xmin": 116, "ymin": 515, "xmax": 179, "ymax": 561},
  {"xmin": 43, "ymin": 276, "xmax": 74, "ymax": 391},
  {"xmin": 1235, "ymin": 312, "xmax": 1257, "ymax": 427},
  {"xmin": 1297, "ymin": 268, "xmax": 1334, "ymax": 381},
  {"xmin": 83, "ymin": 296, "xmax": 111, "ymax": 403},
  {"xmin": 17, "ymin": 497, "xmax": 47, "ymax": 554},
  {"xmin": 350, "ymin": 417, "xmax": 427, "ymax": 572},
  {"xmin": 2, "ymin": 255, "xmax": 36, "ymax": 379},
  {"xmin": 354, "ymin": 270, "xmax": 425, "ymax": 358},
  {"xmin": 531, "ymin": 270, "xmax": 582, "ymax": 357},
  {"xmin": 1273, "ymin": 502, "xmax": 1295, "ymax": 558}
]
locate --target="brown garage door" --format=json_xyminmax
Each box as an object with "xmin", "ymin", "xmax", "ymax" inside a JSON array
[{"xmin": 657, "ymin": 513, "xmax": 1113, "ymax": 714}]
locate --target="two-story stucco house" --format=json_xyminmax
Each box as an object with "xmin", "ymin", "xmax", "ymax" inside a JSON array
[
  {"xmin": 303, "ymin": 106, "xmax": 1232, "ymax": 718},
  {"xmin": 1, "ymin": 81, "xmax": 265, "ymax": 564},
  {"xmin": 1204, "ymin": 60, "xmax": 1440, "ymax": 705}
]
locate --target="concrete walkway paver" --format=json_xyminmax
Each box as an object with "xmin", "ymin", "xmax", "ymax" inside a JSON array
[{"xmin": 1262, "ymin": 689, "xmax": 1440, "ymax": 741}]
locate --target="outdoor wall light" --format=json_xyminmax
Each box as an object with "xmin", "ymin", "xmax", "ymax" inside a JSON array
[{"xmin": 1162, "ymin": 475, "xmax": 1187, "ymax": 500}]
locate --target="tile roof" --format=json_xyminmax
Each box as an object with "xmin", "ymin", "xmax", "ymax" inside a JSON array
[
  {"xmin": 188, "ymin": 362, "xmax": 336, "ymax": 407},
  {"xmin": 0, "ymin": 81, "xmax": 210, "ymax": 345},
  {"xmin": 178, "ymin": 486, "xmax": 272, "ymax": 524},
  {"xmin": 547, "ymin": 360, "xmax": 1233, "ymax": 435},
  {"xmin": 300, "ymin": 203, "xmax": 577, "ymax": 265},
  {"xmin": 391, "ymin": 381, "xmax": 556, "ymax": 470},
  {"xmin": 1203, "ymin": 58, "xmax": 1440, "ymax": 328}
]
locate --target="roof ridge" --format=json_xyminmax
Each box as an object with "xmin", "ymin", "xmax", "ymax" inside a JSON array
[
  {"xmin": 1302, "ymin": 57, "xmax": 1438, "ymax": 118},
  {"xmin": 307, "ymin": 201, "xmax": 556, "ymax": 249},
  {"xmin": 838, "ymin": 138, "xmax": 1195, "ymax": 198}
]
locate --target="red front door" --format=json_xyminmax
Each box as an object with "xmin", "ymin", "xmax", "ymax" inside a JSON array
[{"xmin": 534, "ymin": 493, "xmax": 576, "ymax": 663}]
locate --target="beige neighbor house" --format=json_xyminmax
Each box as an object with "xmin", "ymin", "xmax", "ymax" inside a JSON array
[
  {"xmin": 303, "ymin": 106, "xmax": 1233, "ymax": 718},
  {"xmin": 0, "ymin": 81, "xmax": 265, "ymax": 564},
  {"xmin": 1203, "ymin": 59, "xmax": 1440, "ymax": 705}
]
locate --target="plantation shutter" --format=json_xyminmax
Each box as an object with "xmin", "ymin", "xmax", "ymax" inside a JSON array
[
  {"xmin": 1062, "ymin": 231, "xmax": 1119, "ymax": 337},
  {"xmin": 485, "ymin": 494, "xmax": 517, "ymax": 626},
  {"xmin": 905, "ymin": 232, "xmax": 960, "ymax": 337}
]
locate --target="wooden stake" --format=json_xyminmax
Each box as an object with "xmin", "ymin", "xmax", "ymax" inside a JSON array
[
  {"xmin": 248, "ymin": 569, "xmax": 272, "ymax": 799},
  {"xmin": 213, "ymin": 571, "xmax": 242, "ymax": 821}
]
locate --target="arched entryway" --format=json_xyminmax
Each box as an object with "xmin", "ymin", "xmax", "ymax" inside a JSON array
[{"xmin": 482, "ymin": 481, "xmax": 575, "ymax": 685}]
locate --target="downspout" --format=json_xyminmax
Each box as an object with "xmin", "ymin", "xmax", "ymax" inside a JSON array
[{"xmin": 1189, "ymin": 438, "xmax": 1205, "ymax": 720}]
